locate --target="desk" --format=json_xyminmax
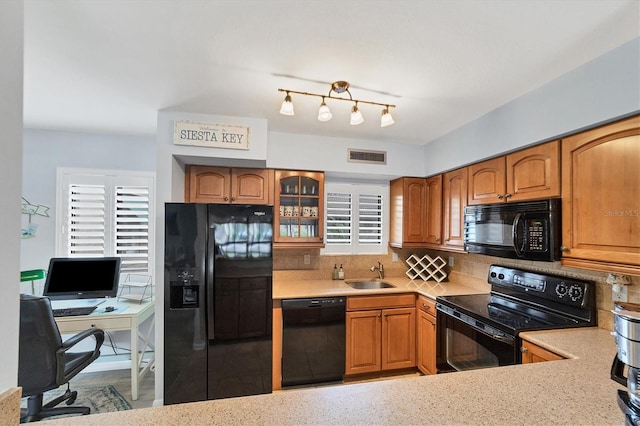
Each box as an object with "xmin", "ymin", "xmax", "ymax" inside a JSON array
[{"xmin": 54, "ymin": 300, "xmax": 155, "ymax": 400}]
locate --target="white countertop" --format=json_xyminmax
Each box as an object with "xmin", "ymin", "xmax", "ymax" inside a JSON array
[
  {"xmin": 272, "ymin": 273, "xmax": 491, "ymax": 300},
  {"xmin": 41, "ymin": 328, "xmax": 624, "ymax": 425}
]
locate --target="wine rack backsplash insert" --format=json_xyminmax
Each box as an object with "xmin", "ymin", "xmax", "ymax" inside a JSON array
[{"xmin": 405, "ymin": 254, "xmax": 448, "ymax": 282}]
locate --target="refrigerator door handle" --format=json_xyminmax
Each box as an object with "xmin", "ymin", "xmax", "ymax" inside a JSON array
[{"xmin": 206, "ymin": 224, "xmax": 215, "ymax": 340}]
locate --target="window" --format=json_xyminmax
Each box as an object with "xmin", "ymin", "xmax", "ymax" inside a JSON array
[
  {"xmin": 323, "ymin": 182, "xmax": 388, "ymax": 254},
  {"xmin": 56, "ymin": 168, "xmax": 155, "ymax": 275}
]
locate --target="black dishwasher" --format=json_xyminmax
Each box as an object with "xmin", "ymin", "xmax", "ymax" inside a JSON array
[{"xmin": 282, "ymin": 297, "xmax": 346, "ymax": 387}]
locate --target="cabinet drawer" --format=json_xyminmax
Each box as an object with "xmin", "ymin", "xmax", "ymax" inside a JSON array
[
  {"xmin": 347, "ymin": 294, "xmax": 415, "ymax": 311},
  {"xmin": 56, "ymin": 316, "xmax": 132, "ymax": 334},
  {"xmin": 416, "ymin": 295, "xmax": 436, "ymax": 318}
]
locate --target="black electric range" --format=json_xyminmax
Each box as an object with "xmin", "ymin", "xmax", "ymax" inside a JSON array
[{"xmin": 435, "ymin": 265, "xmax": 596, "ymax": 371}]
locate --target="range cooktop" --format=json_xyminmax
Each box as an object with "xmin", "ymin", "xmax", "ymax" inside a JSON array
[{"xmin": 436, "ymin": 265, "xmax": 596, "ymax": 335}]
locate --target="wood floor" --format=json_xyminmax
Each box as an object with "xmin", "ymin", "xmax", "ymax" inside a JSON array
[
  {"xmin": 69, "ymin": 367, "xmax": 420, "ymax": 414},
  {"xmin": 70, "ymin": 368, "xmax": 155, "ymax": 410}
]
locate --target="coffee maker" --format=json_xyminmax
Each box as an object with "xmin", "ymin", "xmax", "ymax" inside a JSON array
[{"xmin": 611, "ymin": 302, "xmax": 640, "ymax": 425}]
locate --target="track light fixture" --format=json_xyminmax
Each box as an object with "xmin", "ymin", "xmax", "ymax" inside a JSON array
[
  {"xmin": 317, "ymin": 97, "xmax": 332, "ymax": 122},
  {"xmin": 278, "ymin": 81, "xmax": 395, "ymax": 127},
  {"xmin": 279, "ymin": 91, "xmax": 294, "ymax": 116}
]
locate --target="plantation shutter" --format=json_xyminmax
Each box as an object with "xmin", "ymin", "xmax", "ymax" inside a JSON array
[
  {"xmin": 115, "ymin": 185, "xmax": 150, "ymax": 273},
  {"xmin": 323, "ymin": 183, "xmax": 388, "ymax": 255},
  {"xmin": 58, "ymin": 168, "xmax": 155, "ymax": 277},
  {"xmin": 358, "ymin": 193, "xmax": 383, "ymax": 245},
  {"xmin": 326, "ymin": 192, "xmax": 352, "ymax": 245},
  {"xmin": 68, "ymin": 184, "xmax": 107, "ymax": 256}
]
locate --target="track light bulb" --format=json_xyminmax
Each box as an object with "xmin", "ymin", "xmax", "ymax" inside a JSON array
[
  {"xmin": 350, "ymin": 103, "xmax": 364, "ymax": 125},
  {"xmin": 380, "ymin": 108, "xmax": 395, "ymax": 127},
  {"xmin": 280, "ymin": 93, "xmax": 294, "ymax": 116},
  {"xmin": 317, "ymin": 99, "xmax": 332, "ymax": 122}
]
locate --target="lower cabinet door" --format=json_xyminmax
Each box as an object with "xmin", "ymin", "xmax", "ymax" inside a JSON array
[
  {"xmin": 381, "ymin": 307, "xmax": 416, "ymax": 370},
  {"xmin": 521, "ymin": 340, "xmax": 563, "ymax": 364},
  {"xmin": 345, "ymin": 310, "xmax": 381, "ymax": 375},
  {"xmin": 417, "ymin": 309, "xmax": 437, "ymax": 375}
]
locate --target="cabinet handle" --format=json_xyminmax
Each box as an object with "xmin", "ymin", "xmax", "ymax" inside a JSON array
[
  {"xmin": 505, "ymin": 193, "xmax": 512, "ymax": 199},
  {"xmin": 435, "ymin": 238, "xmax": 440, "ymax": 243},
  {"xmin": 224, "ymin": 196, "xmax": 229, "ymax": 201},
  {"xmin": 560, "ymin": 246, "xmax": 569, "ymax": 252},
  {"xmin": 377, "ymin": 313, "xmax": 381, "ymax": 318},
  {"xmin": 497, "ymin": 194, "xmax": 504, "ymax": 200},
  {"xmin": 520, "ymin": 346, "xmax": 528, "ymax": 353},
  {"xmin": 231, "ymin": 197, "xmax": 236, "ymax": 201}
]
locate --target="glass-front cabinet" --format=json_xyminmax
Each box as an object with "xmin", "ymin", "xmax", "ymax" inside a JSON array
[{"xmin": 274, "ymin": 170, "xmax": 324, "ymax": 247}]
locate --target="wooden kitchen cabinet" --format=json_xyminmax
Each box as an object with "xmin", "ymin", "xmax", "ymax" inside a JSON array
[
  {"xmin": 467, "ymin": 140, "xmax": 560, "ymax": 205},
  {"xmin": 561, "ymin": 115, "xmax": 640, "ymax": 275},
  {"xmin": 389, "ymin": 176, "xmax": 442, "ymax": 248},
  {"xmin": 274, "ymin": 170, "xmax": 324, "ymax": 247},
  {"xmin": 467, "ymin": 157, "xmax": 505, "ymax": 206},
  {"xmin": 520, "ymin": 340, "xmax": 563, "ymax": 364},
  {"xmin": 185, "ymin": 165, "xmax": 274, "ymax": 204},
  {"xmin": 442, "ymin": 167, "xmax": 467, "ymax": 250},
  {"xmin": 416, "ymin": 295, "xmax": 437, "ymax": 375},
  {"xmin": 345, "ymin": 294, "xmax": 416, "ymax": 375}
]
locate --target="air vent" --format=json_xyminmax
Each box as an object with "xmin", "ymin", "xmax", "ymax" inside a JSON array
[{"xmin": 347, "ymin": 149, "xmax": 387, "ymax": 165}]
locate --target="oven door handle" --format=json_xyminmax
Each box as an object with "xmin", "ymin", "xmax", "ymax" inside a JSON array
[
  {"xmin": 512, "ymin": 212, "xmax": 523, "ymax": 257},
  {"xmin": 490, "ymin": 333, "xmax": 514, "ymax": 344}
]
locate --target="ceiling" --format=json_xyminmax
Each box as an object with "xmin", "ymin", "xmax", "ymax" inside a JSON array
[{"xmin": 23, "ymin": 0, "xmax": 640, "ymax": 146}]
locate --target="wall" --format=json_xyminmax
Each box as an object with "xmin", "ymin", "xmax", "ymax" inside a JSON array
[
  {"xmin": 424, "ymin": 37, "xmax": 640, "ymax": 175},
  {"xmin": 0, "ymin": 0, "xmax": 23, "ymax": 394},
  {"xmin": 267, "ymin": 131, "xmax": 425, "ymax": 179},
  {"xmin": 20, "ymin": 129, "xmax": 156, "ymax": 292}
]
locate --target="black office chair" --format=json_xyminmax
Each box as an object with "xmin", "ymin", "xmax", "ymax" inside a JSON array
[{"xmin": 18, "ymin": 294, "xmax": 105, "ymax": 423}]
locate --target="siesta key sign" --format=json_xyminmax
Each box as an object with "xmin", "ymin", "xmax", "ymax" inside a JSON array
[{"xmin": 174, "ymin": 120, "xmax": 249, "ymax": 150}]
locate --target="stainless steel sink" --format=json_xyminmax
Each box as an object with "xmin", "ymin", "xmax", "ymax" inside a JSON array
[{"xmin": 345, "ymin": 280, "xmax": 396, "ymax": 290}]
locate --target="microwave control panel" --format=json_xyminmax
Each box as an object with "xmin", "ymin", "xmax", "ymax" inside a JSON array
[{"xmin": 525, "ymin": 219, "xmax": 546, "ymax": 251}]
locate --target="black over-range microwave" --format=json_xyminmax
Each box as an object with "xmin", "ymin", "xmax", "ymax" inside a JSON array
[{"xmin": 463, "ymin": 198, "xmax": 561, "ymax": 262}]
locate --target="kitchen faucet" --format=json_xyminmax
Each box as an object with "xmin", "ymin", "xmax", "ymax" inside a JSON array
[{"xmin": 370, "ymin": 262, "xmax": 384, "ymax": 279}]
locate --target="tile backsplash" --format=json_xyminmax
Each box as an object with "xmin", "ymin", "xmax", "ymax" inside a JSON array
[{"xmin": 273, "ymin": 247, "xmax": 637, "ymax": 331}]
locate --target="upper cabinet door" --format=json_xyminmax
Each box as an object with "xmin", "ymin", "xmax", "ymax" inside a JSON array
[
  {"xmin": 274, "ymin": 170, "xmax": 324, "ymax": 247},
  {"xmin": 506, "ymin": 140, "xmax": 560, "ymax": 202},
  {"xmin": 185, "ymin": 165, "xmax": 230, "ymax": 203},
  {"xmin": 185, "ymin": 166, "xmax": 273, "ymax": 204},
  {"xmin": 442, "ymin": 168, "xmax": 467, "ymax": 250},
  {"xmin": 561, "ymin": 115, "xmax": 640, "ymax": 275},
  {"xmin": 424, "ymin": 175, "xmax": 442, "ymax": 245},
  {"xmin": 389, "ymin": 176, "xmax": 442, "ymax": 248},
  {"xmin": 231, "ymin": 168, "xmax": 274, "ymax": 205},
  {"xmin": 467, "ymin": 157, "xmax": 506, "ymax": 205},
  {"xmin": 402, "ymin": 178, "xmax": 428, "ymax": 244},
  {"xmin": 467, "ymin": 141, "xmax": 560, "ymax": 206}
]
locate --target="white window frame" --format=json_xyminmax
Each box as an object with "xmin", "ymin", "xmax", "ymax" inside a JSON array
[
  {"xmin": 56, "ymin": 168, "xmax": 156, "ymax": 278},
  {"xmin": 322, "ymin": 181, "xmax": 389, "ymax": 255}
]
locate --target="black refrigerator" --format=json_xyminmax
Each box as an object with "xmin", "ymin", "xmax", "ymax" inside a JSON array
[{"xmin": 164, "ymin": 203, "xmax": 273, "ymax": 405}]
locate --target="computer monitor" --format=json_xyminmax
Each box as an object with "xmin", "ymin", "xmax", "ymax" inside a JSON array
[{"xmin": 43, "ymin": 257, "xmax": 121, "ymax": 301}]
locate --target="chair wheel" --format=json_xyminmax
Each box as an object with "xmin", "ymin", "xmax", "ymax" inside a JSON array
[{"xmin": 65, "ymin": 391, "xmax": 77, "ymax": 405}]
